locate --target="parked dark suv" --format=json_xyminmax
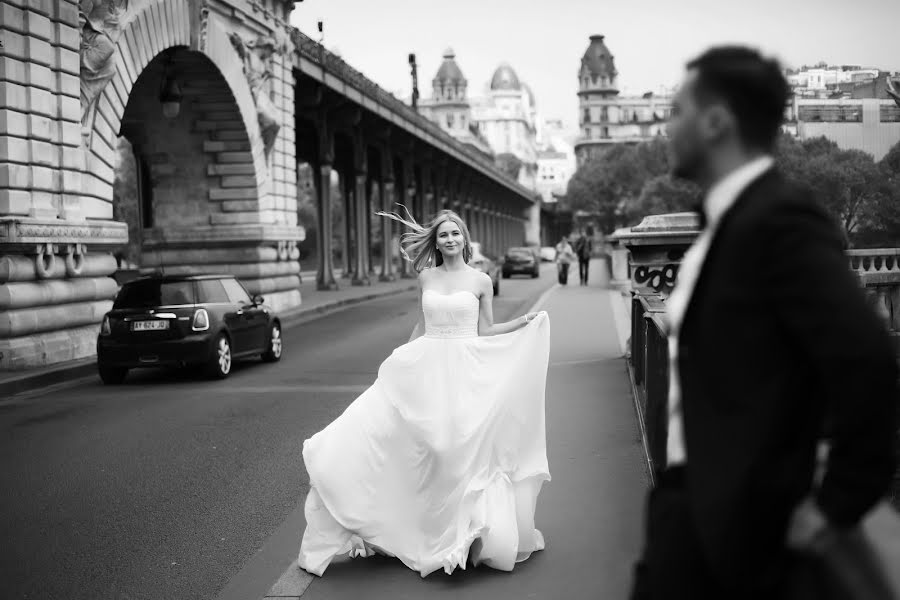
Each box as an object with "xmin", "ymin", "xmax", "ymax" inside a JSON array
[{"xmin": 96, "ymin": 274, "xmax": 282, "ymax": 383}]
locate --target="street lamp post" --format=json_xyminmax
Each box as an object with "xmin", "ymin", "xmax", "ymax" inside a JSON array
[{"xmin": 408, "ymin": 53, "xmax": 419, "ymax": 111}]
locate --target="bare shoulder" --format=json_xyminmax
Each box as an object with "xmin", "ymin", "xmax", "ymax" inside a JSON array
[{"xmin": 472, "ymin": 269, "xmax": 492, "ymax": 295}]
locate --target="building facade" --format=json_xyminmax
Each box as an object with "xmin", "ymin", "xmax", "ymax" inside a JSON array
[
  {"xmin": 783, "ymin": 98, "xmax": 900, "ymax": 161},
  {"xmin": 417, "ymin": 49, "xmax": 493, "ymax": 158},
  {"xmin": 421, "ymin": 55, "xmax": 552, "ymax": 244},
  {"xmin": 574, "ymin": 35, "xmax": 672, "ymax": 166}
]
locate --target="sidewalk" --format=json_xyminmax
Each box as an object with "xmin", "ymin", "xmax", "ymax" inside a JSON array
[
  {"xmin": 252, "ymin": 268, "xmax": 648, "ymax": 599},
  {"xmin": 0, "ymin": 270, "xmax": 418, "ymax": 399}
]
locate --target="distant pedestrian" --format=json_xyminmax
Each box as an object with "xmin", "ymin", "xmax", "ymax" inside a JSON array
[
  {"xmin": 574, "ymin": 228, "xmax": 593, "ymax": 286},
  {"xmin": 630, "ymin": 46, "xmax": 898, "ymax": 600},
  {"xmin": 555, "ymin": 235, "xmax": 575, "ymax": 285}
]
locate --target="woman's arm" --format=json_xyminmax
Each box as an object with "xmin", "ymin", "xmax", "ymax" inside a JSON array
[
  {"xmin": 477, "ymin": 273, "xmax": 538, "ymax": 336},
  {"xmin": 408, "ymin": 271, "xmax": 427, "ymax": 343}
]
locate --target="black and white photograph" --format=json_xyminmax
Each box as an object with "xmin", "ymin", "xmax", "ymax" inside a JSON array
[{"xmin": 1, "ymin": 0, "xmax": 899, "ymax": 598}]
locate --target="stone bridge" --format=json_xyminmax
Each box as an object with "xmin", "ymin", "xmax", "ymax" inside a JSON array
[{"xmin": 0, "ymin": 0, "xmax": 539, "ymax": 370}]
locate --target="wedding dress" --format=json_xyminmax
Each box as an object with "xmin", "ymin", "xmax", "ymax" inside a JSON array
[{"xmin": 297, "ymin": 290, "xmax": 551, "ymax": 577}]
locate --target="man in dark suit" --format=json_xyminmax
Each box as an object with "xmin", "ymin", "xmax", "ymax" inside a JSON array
[{"xmin": 630, "ymin": 46, "xmax": 898, "ymax": 599}]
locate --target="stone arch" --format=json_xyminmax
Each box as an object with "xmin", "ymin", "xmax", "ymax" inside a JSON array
[{"xmin": 81, "ymin": 0, "xmax": 269, "ymax": 220}]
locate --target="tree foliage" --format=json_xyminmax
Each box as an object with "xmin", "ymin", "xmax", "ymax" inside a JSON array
[
  {"xmin": 111, "ymin": 137, "xmax": 141, "ymax": 266},
  {"xmin": 776, "ymin": 135, "xmax": 900, "ymax": 247},
  {"xmin": 565, "ymin": 137, "xmax": 699, "ymax": 233},
  {"xmin": 565, "ymin": 134, "xmax": 900, "ymax": 245}
]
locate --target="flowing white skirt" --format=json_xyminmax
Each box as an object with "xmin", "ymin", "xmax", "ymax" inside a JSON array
[{"xmin": 298, "ymin": 312, "xmax": 551, "ymax": 577}]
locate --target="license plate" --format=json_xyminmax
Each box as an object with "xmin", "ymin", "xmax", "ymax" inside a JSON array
[{"xmin": 133, "ymin": 320, "xmax": 169, "ymax": 331}]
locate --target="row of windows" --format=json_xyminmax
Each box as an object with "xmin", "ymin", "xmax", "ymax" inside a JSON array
[
  {"xmin": 581, "ymin": 106, "xmax": 671, "ymax": 124},
  {"xmin": 436, "ymin": 85, "xmax": 466, "ymax": 100},
  {"xmin": 581, "ymin": 75, "xmax": 615, "ymax": 89},
  {"xmin": 445, "ymin": 113, "xmax": 468, "ymax": 129},
  {"xmin": 797, "ymin": 106, "xmax": 862, "ymax": 122},
  {"xmin": 882, "ymin": 105, "xmax": 900, "ymax": 123}
]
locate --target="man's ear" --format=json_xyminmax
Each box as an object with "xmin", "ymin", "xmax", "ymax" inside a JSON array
[{"xmin": 701, "ymin": 103, "xmax": 734, "ymax": 144}]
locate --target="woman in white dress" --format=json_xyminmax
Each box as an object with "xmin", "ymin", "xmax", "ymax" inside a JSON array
[{"xmin": 297, "ymin": 208, "xmax": 551, "ymax": 578}]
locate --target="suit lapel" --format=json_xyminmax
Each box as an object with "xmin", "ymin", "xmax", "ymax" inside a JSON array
[{"xmin": 679, "ymin": 169, "xmax": 778, "ymax": 336}]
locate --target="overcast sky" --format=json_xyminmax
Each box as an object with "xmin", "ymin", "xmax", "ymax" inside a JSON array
[{"xmin": 289, "ymin": 0, "xmax": 900, "ymax": 131}]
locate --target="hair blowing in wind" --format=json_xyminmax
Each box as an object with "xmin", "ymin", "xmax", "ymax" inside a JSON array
[{"xmin": 377, "ymin": 206, "xmax": 473, "ymax": 272}]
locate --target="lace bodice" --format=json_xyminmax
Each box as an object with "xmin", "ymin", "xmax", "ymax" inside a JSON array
[{"xmin": 422, "ymin": 290, "xmax": 480, "ymax": 339}]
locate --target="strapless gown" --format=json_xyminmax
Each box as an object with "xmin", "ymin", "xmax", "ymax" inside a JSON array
[{"xmin": 297, "ymin": 290, "xmax": 551, "ymax": 577}]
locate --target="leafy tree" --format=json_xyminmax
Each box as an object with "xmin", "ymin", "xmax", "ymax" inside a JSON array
[
  {"xmin": 627, "ymin": 175, "xmax": 702, "ymax": 224},
  {"xmin": 112, "ymin": 137, "xmax": 141, "ymax": 266},
  {"xmin": 776, "ymin": 134, "xmax": 899, "ymax": 247},
  {"xmin": 566, "ymin": 137, "xmax": 675, "ymax": 233},
  {"xmin": 881, "ymin": 139, "xmax": 900, "ymax": 178}
]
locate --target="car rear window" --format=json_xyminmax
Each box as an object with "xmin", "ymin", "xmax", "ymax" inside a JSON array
[
  {"xmin": 114, "ymin": 280, "xmax": 195, "ymax": 308},
  {"xmin": 220, "ymin": 278, "xmax": 252, "ymax": 305},
  {"xmin": 196, "ymin": 279, "xmax": 231, "ymax": 304}
]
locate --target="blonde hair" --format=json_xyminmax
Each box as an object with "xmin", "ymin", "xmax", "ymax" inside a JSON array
[{"xmin": 377, "ymin": 205, "xmax": 473, "ymax": 273}]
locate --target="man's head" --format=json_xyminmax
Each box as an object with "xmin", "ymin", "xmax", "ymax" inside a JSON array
[{"xmin": 667, "ymin": 46, "xmax": 790, "ymax": 183}]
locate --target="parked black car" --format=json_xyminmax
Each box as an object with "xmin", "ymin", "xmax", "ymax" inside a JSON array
[
  {"xmin": 502, "ymin": 247, "xmax": 540, "ymax": 278},
  {"xmin": 96, "ymin": 274, "xmax": 282, "ymax": 384}
]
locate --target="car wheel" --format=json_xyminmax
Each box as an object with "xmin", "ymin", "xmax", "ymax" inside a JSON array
[
  {"xmin": 502, "ymin": 271, "xmax": 510, "ymax": 279},
  {"xmin": 98, "ymin": 365, "xmax": 128, "ymax": 385},
  {"xmin": 261, "ymin": 322, "xmax": 282, "ymax": 363},
  {"xmin": 532, "ymin": 269, "xmax": 539, "ymax": 278},
  {"xmin": 207, "ymin": 333, "xmax": 232, "ymax": 379}
]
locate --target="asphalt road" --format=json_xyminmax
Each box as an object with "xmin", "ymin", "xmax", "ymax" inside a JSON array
[{"xmin": 0, "ymin": 265, "xmax": 559, "ymax": 600}]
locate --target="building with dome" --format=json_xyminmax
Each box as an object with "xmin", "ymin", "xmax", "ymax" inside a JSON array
[
  {"xmin": 471, "ymin": 63, "xmax": 540, "ymax": 191},
  {"xmin": 574, "ymin": 35, "xmax": 673, "ymax": 166},
  {"xmin": 418, "ymin": 48, "xmax": 494, "ymax": 158},
  {"xmin": 421, "ymin": 54, "xmax": 555, "ymax": 244}
]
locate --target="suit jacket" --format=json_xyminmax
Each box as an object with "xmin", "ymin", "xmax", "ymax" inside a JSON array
[{"xmin": 677, "ymin": 168, "xmax": 899, "ymax": 589}]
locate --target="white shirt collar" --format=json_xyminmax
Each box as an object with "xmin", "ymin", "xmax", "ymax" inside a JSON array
[{"xmin": 704, "ymin": 155, "xmax": 775, "ymax": 229}]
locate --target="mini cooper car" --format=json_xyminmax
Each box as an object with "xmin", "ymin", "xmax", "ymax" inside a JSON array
[{"xmin": 96, "ymin": 274, "xmax": 283, "ymax": 383}]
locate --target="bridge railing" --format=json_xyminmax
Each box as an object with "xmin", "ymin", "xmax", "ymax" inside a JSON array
[{"xmin": 619, "ymin": 214, "xmax": 900, "ymax": 499}]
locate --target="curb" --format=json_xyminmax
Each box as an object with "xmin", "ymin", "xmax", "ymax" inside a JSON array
[
  {"xmin": 0, "ymin": 358, "xmax": 98, "ymax": 400},
  {"xmin": 0, "ymin": 284, "xmax": 418, "ymax": 401}
]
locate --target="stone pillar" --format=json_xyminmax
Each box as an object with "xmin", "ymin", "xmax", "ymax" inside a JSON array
[
  {"xmin": 340, "ymin": 169, "xmax": 354, "ymax": 279},
  {"xmin": 379, "ymin": 178, "xmax": 395, "ymax": 281},
  {"xmin": 613, "ymin": 212, "xmax": 701, "ymax": 297},
  {"xmin": 316, "ymin": 163, "xmax": 338, "ymax": 290},
  {"xmin": 525, "ymin": 200, "xmax": 541, "ymax": 246},
  {"xmin": 0, "ymin": 1, "xmax": 128, "ymax": 369},
  {"xmin": 352, "ymin": 171, "xmax": 370, "ymax": 286}
]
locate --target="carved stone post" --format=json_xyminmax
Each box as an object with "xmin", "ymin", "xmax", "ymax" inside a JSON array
[{"xmin": 611, "ymin": 212, "xmax": 701, "ymax": 297}]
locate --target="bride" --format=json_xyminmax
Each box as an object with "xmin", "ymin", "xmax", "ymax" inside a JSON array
[{"xmin": 297, "ymin": 208, "xmax": 551, "ymax": 578}]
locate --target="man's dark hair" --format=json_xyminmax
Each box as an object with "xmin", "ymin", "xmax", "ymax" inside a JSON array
[{"xmin": 686, "ymin": 46, "xmax": 790, "ymax": 151}]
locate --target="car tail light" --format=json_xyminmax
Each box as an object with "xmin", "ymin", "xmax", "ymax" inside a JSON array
[
  {"xmin": 100, "ymin": 315, "xmax": 111, "ymax": 336},
  {"xmin": 192, "ymin": 309, "xmax": 210, "ymax": 331}
]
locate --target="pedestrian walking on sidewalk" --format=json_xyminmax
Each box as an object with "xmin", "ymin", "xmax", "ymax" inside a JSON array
[
  {"xmin": 555, "ymin": 235, "xmax": 575, "ymax": 285},
  {"xmin": 298, "ymin": 207, "xmax": 551, "ymax": 578},
  {"xmin": 574, "ymin": 227, "xmax": 593, "ymax": 286},
  {"xmin": 630, "ymin": 46, "xmax": 899, "ymax": 600}
]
